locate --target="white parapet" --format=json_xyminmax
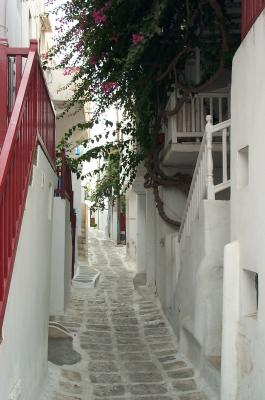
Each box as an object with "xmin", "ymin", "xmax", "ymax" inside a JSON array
[
  {"xmin": 0, "ymin": 146, "xmax": 55, "ymax": 400},
  {"xmin": 221, "ymin": 241, "xmax": 240, "ymax": 400}
]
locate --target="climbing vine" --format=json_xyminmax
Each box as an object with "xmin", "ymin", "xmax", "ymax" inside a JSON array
[{"xmin": 45, "ymin": 0, "xmax": 240, "ymax": 227}]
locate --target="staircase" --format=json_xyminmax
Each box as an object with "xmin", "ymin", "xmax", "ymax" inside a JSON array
[
  {"xmin": 179, "ymin": 115, "xmax": 231, "ymax": 246},
  {"xmin": 0, "ymin": 39, "xmax": 55, "ymax": 337}
]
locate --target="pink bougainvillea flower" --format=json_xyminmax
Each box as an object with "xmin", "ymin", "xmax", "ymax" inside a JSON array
[
  {"xmin": 111, "ymin": 34, "xmax": 119, "ymax": 42},
  {"xmin": 41, "ymin": 52, "xmax": 48, "ymax": 60},
  {"xmin": 75, "ymin": 41, "xmax": 83, "ymax": 51},
  {"xmin": 93, "ymin": 9, "xmax": 107, "ymax": 25},
  {"xmin": 88, "ymin": 55, "xmax": 98, "ymax": 65},
  {"xmin": 63, "ymin": 67, "xmax": 80, "ymax": 76},
  {"xmin": 79, "ymin": 9, "xmax": 88, "ymax": 29},
  {"xmin": 132, "ymin": 33, "xmax": 145, "ymax": 45},
  {"xmin": 101, "ymin": 81, "xmax": 118, "ymax": 94}
]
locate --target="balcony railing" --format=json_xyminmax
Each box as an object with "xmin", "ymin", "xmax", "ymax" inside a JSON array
[
  {"xmin": 164, "ymin": 92, "xmax": 230, "ymax": 147},
  {"xmin": 242, "ymin": 0, "xmax": 265, "ymax": 39},
  {"xmin": 178, "ymin": 116, "xmax": 231, "ymax": 246},
  {"xmin": 0, "ymin": 39, "xmax": 55, "ymax": 336}
]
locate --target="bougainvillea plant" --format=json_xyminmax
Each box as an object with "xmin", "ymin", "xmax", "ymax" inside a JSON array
[{"xmin": 45, "ymin": 0, "xmax": 240, "ymax": 226}]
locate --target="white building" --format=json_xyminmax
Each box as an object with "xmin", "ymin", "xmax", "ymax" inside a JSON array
[
  {"xmin": 126, "ymin": 2, "xmax": 265, "ymax": 399},
  {"xmin": 0, "ymin": 1, "xmax": 81, "ymax": 398}
]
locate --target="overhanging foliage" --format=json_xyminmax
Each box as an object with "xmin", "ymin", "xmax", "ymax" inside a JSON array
[{"xmin": 46, "ymin": 0, "xmax": 240, "ymax": 226}]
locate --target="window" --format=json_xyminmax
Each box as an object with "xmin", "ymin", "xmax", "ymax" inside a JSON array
[
  {"xmin": 242, "ymin": 269, "xmax": 258, "ymax": 318},
  {"xmin": 237, "ymin": 145, "xmax": 249, "ymax": 189}
]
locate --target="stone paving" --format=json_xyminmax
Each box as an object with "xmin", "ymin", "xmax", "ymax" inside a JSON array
[{"xmin": 44, "ymin": 231, "xmax": 209, "ymax": 400}]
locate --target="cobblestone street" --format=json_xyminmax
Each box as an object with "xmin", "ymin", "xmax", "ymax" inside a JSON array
[{"xmin": 44, "ymin": 231, "xmax": 209, "ymax": 400}]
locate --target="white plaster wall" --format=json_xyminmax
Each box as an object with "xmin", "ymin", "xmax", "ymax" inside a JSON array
[
  {"xmin": 135, "ymin": 192, "xmax": 146, "ymax": 273},
  {"xmin": 0, "ymin": 146, "xmax": 55, "ymax": 400},
  {"xmin": 177, "ymin": 200, "xmax": 229, "ymax": 394},
  {"xmin": 126, "ymin": 189, "xmax": 137, "ymax": 263},
  {"xmin": 64, "ymin": 200, "xmax": 72, "ymax": 308},
  {"xmin": 221, "ymin": 10, "xmax": 265, "ymax": 400},
  {"xmin": 152, "ymin": 197, "xmax": 229, "ymax": 396},
  {"xmin": 3, "ymin": 0, "xmax": 45, "ymax": 47},
  {"xmin": 177, "ymin": 201, "xmax": 229, "ymax": 348},
  {"xmin": 145, "ymin": 189, "xmax": 157, "ymax": 287},
  {"xmin": 111, "ymin": 205, "xmax": 118, "ymax": 243},
  {"xmin": 50, "ymin": 198, "xmax": 72, "ymax": 315},
  {"xmin": 72, "ymin": 173, "xmax": 82, "ymax": 236},
  {"xmin": 96, "ymin": 208, "xmax": 109, "ymax": 237},
  {"xmin": 154, "ymin": 187, "xmax": 186, "ymax": 310}
]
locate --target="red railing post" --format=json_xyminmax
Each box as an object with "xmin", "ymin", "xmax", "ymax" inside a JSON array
[
  {"xmin": 242, "ymin": 0, "xmax": 265, "ymax": 39},
  {"xmin": 0, "ymin": 38, "xmax": 8, "ymax": 150},
  {"xmin": 30, "ymin": 39, "xmax": 38, "ymax": 128}
]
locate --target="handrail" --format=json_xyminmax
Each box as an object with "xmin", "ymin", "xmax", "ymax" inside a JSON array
[
  {"xmin": 0, "ymin": 39, "xmax": 55, "ymax": 337},
  {"xmin": 178, "ymin": 116, "xmax": 231, "ymax": 245}
]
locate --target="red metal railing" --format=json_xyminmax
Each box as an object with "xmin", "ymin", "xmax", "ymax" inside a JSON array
[
  {"xmin": 0, "ymin": 39, "xmax": 55, "ymax": 336},
  {"xmin": 55, "ymin": 151, "xmax": 76, "ymax": 277},
  {"xmin": 242, "ymin": 0, "xmax": 265, "ymax": 39}
]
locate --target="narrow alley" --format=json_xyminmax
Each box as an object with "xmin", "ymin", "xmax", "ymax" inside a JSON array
[{"xmin": 42, "ymin": 231, "xmax": 210, "ymax": 400}]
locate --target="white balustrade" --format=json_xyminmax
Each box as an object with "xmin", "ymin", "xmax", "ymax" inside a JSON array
[
  {"xmin": 178, "ymin": 116, "xmax": 231, "ymax": 245},
  {"xmin": 164, "ymin": 91, "xmax": 230, "ymax": 145}
]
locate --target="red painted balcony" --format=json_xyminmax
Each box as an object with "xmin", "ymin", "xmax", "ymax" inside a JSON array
[
  {"xmin": 242, "ymin": 0, "xmax": 265, "ymax": 39},
  {"xmin": 0, "ymin": 39, "xmax": 55, "ymax": 337}
]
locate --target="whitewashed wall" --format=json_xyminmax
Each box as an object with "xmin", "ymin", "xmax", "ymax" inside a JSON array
[
  {"xmin": 0, "ymin": 146, "xmax": 55, "ymax": 400},
  {"xmin": 143, "ymin": 186, "xmax": 230, "ymax": 397},
  {"xmin": 72, "ymin": 174, "xmax": 82, "ymax": 236},
  {"xmin": 126, "ymin": 188, "xmax": 137, "ymax": 265},
  {"xmin": 222, "ymin": 10, "xmax": 265, "ymax": 400},
  {"xmin": 111, "ymin": 204, "xmax": 118, "ymax": 243},
  {"xmin": 152, "ymin": 187, "xmax": 186, "ymax": 306},
  {"xmin": 1, "ymin": 0, "xmax": 45, "ymax": 47},
  {"xmin": 50, "ymin": 197, "xmax": 72, "ymax": 315},
  {"xmin": 176, "ymin": 201, "xmax": 229, "ymax": 393}
]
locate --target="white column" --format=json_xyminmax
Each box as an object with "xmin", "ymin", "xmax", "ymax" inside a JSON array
[
  {"xmin": 145, "ymin": 189, "xmax": 156, "ymax": 286},
  {"xmin": 126, "ymin": 189, "xmax": 137, "ymax": 262},
  {"xmin": 136, "ymin": 191, "xmax": 146, "ymax": 273},
  {"xmin": 221, "ymin": 241, "xmax": 240, "ymax": 400},
  {"xmin": 206, "ymin": 115, "xmax": 215, "ymax": 200},
  {"xmin": 0, "ymin": 0, "xmax": 7, "ymax": 37}
]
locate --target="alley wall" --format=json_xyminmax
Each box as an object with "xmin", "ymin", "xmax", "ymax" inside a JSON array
[
  {"xmin": 221, "ymin": 9, "xmax": 265, "ymax": 400},
  {"xmin": 0, "ymin": 146, "xmax": 55, "ymax": 400},
  {"xmin": 50, "ymin": 198, "xmax": 72, "ymax": 315},
  {"xmin": 127, "ymin": 181, "xmax": 230, "ymax": 397}
]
